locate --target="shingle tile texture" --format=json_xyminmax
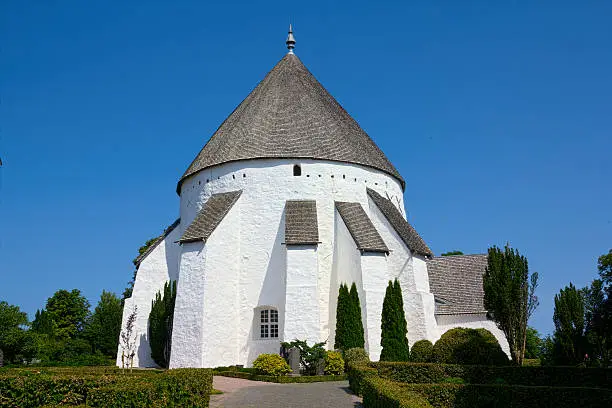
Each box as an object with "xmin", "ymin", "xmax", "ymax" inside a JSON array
[
  {"xmin": 335, "ymin": 202, "xmax": 389, "ymax": 253},
  {"xmin": 367, "ymin": 188, "xmax": 432, "ymax": 257},
  {"xmin": 178, "ymin": 54, "xmax": 404, "ymax": 193},
  {"xmin": 427, "ymin": 254, "xmax": 488, "ymax": 315},
  {"xmin": 180, "ymin": 191, "xmax": 242, "ymax": 243},
  {"xmin": 285, "ymin": 200, "xmax": 319, "ymax": 245}
]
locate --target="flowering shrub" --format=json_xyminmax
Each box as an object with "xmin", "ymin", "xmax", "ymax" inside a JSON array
[
  {"xmin": 252, "ymin": 354, "xmax": 292, "ymax": 376},
  {"xmin": 324, "ymin": 351, "xmax": 345, "ymax": 375}
]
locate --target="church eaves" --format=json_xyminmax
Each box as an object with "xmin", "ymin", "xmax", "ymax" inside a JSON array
[
  {"xmin": 336, "ymin": 202, "xmax": 389, "ymax": 253},
  {"xmin": 178, "ymin": 52, "xmax": 404, "ymax": 194},
  {"xmin": 179, "ymin": 190, "xmax": 242, "ymax": 243},
  {"xmin": 367, "ymin": 188, "xmax": 433, "ymax": 258}
]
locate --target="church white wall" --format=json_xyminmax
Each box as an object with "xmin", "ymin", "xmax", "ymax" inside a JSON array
[
  {"xmin": 367, "ymin": 200, "xmax": 438, "ymax": 345},
  {"xmin": 178, "ymin": 159, "xmax": 404, "ymax": 366},
  {"xmin": 170, "ymin": 199, "xmax": 242, "ymax": 368},
  {"xmin": 116, "ymin": 225, "xmax": 181, "ymax": 368},
  {"xmin": 361, "ymin": 253, "xmax": 388, "ymax": 361},
  {"xmin": 435, "ymin": 313, "xmax": 511, "ymax": 357},
  {"xmin": 284, "ymin": 246, "xmax": 320, "ymax": 344},
  {"xmin": 329, "ymin": 211, "xmax": 365, "ymax": 350}
]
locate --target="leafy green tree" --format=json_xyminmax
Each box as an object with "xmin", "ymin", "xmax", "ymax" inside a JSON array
[
  {"xmin": 380, "ymin": 279, "xmax": 410, "ymax": 361},
  {"xmin": 37, "ymin": 289, "xmax": 90, "ymax": 340},
  {"xmin": 552, "ymin": 283, "xmax": 586, "ymax": 365},
  {"xmin": 149, "ymin": 281, "xmax": 176, "ymax": 368},
  {"xmin": 524, "ymin": 326, "xmax": 542, "ymax": 359},
  {"xmin": 441, "ymin": 250, "xmax": 464, "ymax": 256},
  {"xmin": 84, "ymin": 291, "xmax": 123, "ymax": 356},
  {"xmin": 334, "ymin": 283, "xmax": 351, "ymax": 350},
  {"xmin": 32, "ymin": 309, "xmax": 57, "ymax": 336},
  {"xmin": 597, "ymin": 249, "xmax": 612, "ymax": 284},
  {"xmin": 348, "ymin": 283, "xmax": 365, "ymax": 349},
  {"xmin": 483, "ymin": 244, "xmax": 539, "ymax": 365},
  {"xmin": 0, "ymin": 301, "xmax": 38, "ymax": 364}
]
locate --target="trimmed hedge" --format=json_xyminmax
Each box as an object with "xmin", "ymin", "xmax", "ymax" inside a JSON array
[
  {"xmin": 431, "ymin": 328, "xmax": 508, "ymax": 366},
  {"xmin": 372, "ymin": 362, "xmax": 612, "ymax": 389},
  {"xmin": 362, "ymin": 376, "xmax": 432, "ymax": 408},
  {"xmin": 362, "ymin": 377, "xmax": 612, "ymax": 408},
  {"xmin": 216, "ymin": 371, "xmax": 346, "ymax": 383},
  {"xmin": 409, "ymin": 340, "xmax": 433, "ymax": 363},
  {"xmin": 0, "ymin": 367, "xmax": 212, "ymax": 407}
]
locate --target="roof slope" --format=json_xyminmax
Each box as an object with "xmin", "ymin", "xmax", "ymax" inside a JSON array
[
  {"xmin": 285, "ymin": 200, "xmax": 319, "ymax": 245},
  {"xmin": 179, "ymin": 53, "xmax": 404, "ymax": 193},
  {"xmin": 336, "ymin": 202, "xmax": 389, "ymax": 253},
  {"xmin": 179, "ymin": 191, "xmax": 242, "ymax": 243},
  {"xmin": 367, "ymin": 188, "xmax": 432, "ymax": 257},
  {"xmin": 427, "ymin": 254, "xmax": 488, "ymax": 315},
  {"xmin": 134, "ymin": 219, "xmax": 180, "ymax": 268}
]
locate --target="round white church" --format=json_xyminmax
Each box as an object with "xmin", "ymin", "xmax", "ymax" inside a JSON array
[{"xmin": 117, "ymin": 29, "xmax": 509, "ymax": 369}]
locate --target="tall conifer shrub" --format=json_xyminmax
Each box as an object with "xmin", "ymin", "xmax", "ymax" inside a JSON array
[
  {"xmin": 334, "ymin": 284, "xmax": 351, "ymax": 350},
  {"xmin": 349, "ymin": 283, "xmax": 365, "ymax": 349},
  {"xmin": 149, "ymin": 281, "xmax": 176, "ymax": 368},
  {"xmin": 380, "ymin": 279, "xmax": 410, "ymax": 361}
]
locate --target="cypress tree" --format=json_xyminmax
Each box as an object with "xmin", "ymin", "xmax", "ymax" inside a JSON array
[
  {"xmin": 334, "ymin": 283, "xmax": 350, "ymax": 350},
  {"xmin": 349, "ymin": 283, "xmax": 365, "ymax": 348},
  {"xmin": 149, "ymin": 281, "xmax": 176, "ymax": 368},
  {"xmin": 380, "ymin": 279, "xmax": 410, "ymax": 361}
]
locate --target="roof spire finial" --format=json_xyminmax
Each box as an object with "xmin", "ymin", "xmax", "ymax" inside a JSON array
[{"xmin": 286, "ymin": 24, "xmax": 296, "ymax": 54}]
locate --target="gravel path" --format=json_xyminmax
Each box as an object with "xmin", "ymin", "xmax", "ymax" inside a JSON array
[{"xmin": 210, "ymin": 376, "xmax": 362, "ymax": 408}]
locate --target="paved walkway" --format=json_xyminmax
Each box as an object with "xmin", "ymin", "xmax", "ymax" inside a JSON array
[{"xmin": 210, "ymin": 376, "xmax": 362, "ymax": 408}]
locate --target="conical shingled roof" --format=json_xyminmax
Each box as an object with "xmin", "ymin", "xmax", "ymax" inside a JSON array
[{"xmin": 178, "ymin": 53, "xmax": 405, "ymax": 192}]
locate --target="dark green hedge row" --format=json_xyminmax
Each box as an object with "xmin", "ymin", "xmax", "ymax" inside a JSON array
[
  {"xmin": 362, "ymin": 377, "xmax": 432, "ymax": 408},
  {"xmin": 216, "ymin": 371, "xmax": 347, "ymax": 383},
  {"xmin": 0, "ymin": 368, "xmax": 212, "ymax": 408},
  {"xmin": 362, "ymin": 377, "xmax": 612, "ymax": 408},
  {"xmin": 373, "ymin": 362, "xmax": 612, "ymax": 389}
]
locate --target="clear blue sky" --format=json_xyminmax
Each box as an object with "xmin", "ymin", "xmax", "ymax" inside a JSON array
[{"xmin": 1, "ymin": 0, "xmax": 610, "ymax": 337}]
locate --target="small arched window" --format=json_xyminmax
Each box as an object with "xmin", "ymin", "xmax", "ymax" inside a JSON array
[
  {"xmin": 293, "ymin": 165, "xmax": 302, "ymax": 176},
  {"xmin": 258, "ymin": 308, "xmax": 279, "ymax": 339}
]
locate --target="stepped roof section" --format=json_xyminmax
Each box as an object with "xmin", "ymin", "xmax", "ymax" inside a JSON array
[
  {"xmin": 427, "ymin": 254, "xmax": 489, "ymax": 315},
  {"xmin": 178, "ymin": 52, "xmax": 404, "ymax": 193}
]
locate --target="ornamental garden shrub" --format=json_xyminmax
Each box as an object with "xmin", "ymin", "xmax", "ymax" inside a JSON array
[
  {"xmin": 281, "ymin": 340, "xmax": 326, "ymax": 375},
  {"xmin": 344, "ymin": 347, "xmax": 370, "ymax": 367},
  {"xmin": 410, "ymin": 340, "xmax": 434, "ymax": 363},
  {"xmin": 431, "ymin": 328, "xmax": 508, "ymax": 366},
  {"xmin": 335, "ymin": 283, "xmax": 365, "ymax": 350},
  {"xmin": 252, "ymin": 354, "xmax": 292, "ymax": 376},
  {"xmin": 380, "ymin": 280, "xmax": 410, "ymax": 362},
  {"xmin": 324, "ymin": 351, "xmax": 344, "ymax": 375}
]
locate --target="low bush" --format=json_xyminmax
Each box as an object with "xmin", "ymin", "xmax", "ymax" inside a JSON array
[
  {"xmin": 0, "ymin": 367, "xmax": 212, "ymax": 407},
  {"xmin": 410, "ymin": 340, "xmax": 433, "ymax": 363},
  {"xmin": 252, "ymin": 354, "xmax": 292, "ymax": 376},
  {"xmin": 324, "ymin": 351, "xmax": 344, "ymax": 375},
  {"xmin": 343, "ymin": 348, "xmax": 369, "ymax": 369},
  {"xmin": 431, "ymin": 328, "xmax": 508, "ymax": 366},
  {"xmin": 363, "ymin": 377, "xmax": 612, "ymax": 408}
]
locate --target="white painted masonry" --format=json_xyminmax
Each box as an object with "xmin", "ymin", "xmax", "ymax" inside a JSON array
[{"xmin": 118, "ymin": 157, "xmax": 511, "ymax": 368}]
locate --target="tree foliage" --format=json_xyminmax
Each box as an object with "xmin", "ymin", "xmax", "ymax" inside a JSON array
[
  {"xmin": 552, "ymin": 283, "xmax": 586, "ymax": 365},
  {"xmin": 35, "ymin": 289, "xmax": 90, "ymax": 340},
  {"xmin": 441, "ymin": 250, "xmax": 464, "ymax": 256},
  {"xmin": 0, "ymin": 301, "xmax": 38, "ymax": 364},
  {"xmin": 281, "ymin": 339, "xmax": 327, "ymax": 375},
  {"xmin": 431, "ymin": 327, "xmax": 508, "ymax": 365},
  {"xmin": 149, "ymin": 281, "xmax": 177, "ymax": 368},
  {"xmin": 380, "ymin": 279, "xmax": 410, "ymax": 361},
  {"xmin": 483, "ymin": 244, "xmax": 539, "ymax": 365},
  {"xmin": 524, "ymin": 326, "xmax": 542, "ymax": 359},
  {"xmin": 83, "ymin": 291, "xmax": 123, "ymax": 357}
]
